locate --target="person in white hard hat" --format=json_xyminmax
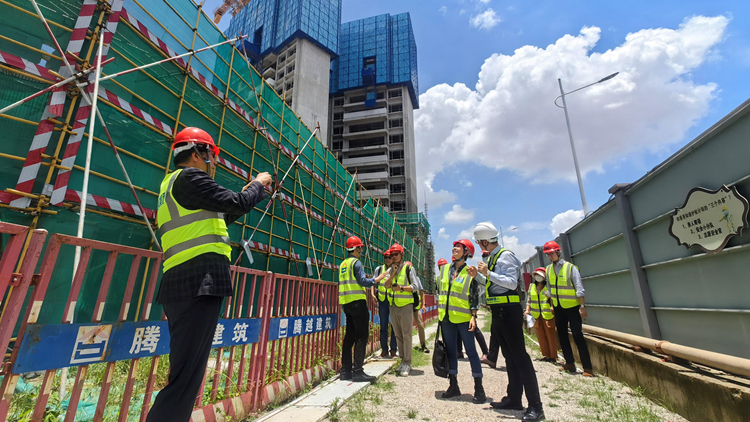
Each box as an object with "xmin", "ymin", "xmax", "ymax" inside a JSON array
[{"xmin": 470, "ymin": 222, "xmax": 544, "ymax": 422}]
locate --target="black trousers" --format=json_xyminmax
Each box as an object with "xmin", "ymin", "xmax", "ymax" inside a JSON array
[
  {"xmin": 554, "ymin": 305, "xmax": 592, "ymax": 369},
  {"xmin": 488, "ymin": 304, "xmax": 542, "ymax": 407},
  {"xmin": 146, "ymin": 295, "xmax": 223, "ymax": 422},
  {"xmin": 456, "ymin": 325, "xmax": 489, "ymax": 356},
  {"xmin": 342, "ymin": 299, "xmax": 370, "ymax": 373}
]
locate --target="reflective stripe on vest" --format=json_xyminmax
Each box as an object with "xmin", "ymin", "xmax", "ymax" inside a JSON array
[
  {"xmin": 157, "ymin": 169, "xmax": 232, "ymax": 272},
  {"xmin": 388, "ymin": 263, "xmax": 414, "ymax": 307},
  {"xmin": 339, "ymin": 257, "xmax": 366, "ymax": 304},
  {"xmin": 377, "ymin": 265, "xmax": 388, "ymax": 301},
  {"xmin": 438, "ymin": 264, "xmax": 473, "ymax": 324},
  {"xmin": 546, "ymin": 261, "xmax": 579, "ymax": 308},
  {"xmin": 484, "ymin": 248, "xmax": 519, "ymax": 305},
  {"xmin": 528, "ymin": 284, "xmax": 554, "ymax": 320}
]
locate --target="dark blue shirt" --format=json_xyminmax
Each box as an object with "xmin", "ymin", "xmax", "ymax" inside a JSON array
[{"xmin": 349, "ymin": 255, "xmax": 377, "ymax": 288}]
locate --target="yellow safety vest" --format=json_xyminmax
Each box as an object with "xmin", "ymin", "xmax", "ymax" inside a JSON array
[
  {"xmin": 339, "ymin": 257, "xmax": 366, "ymax": 304},
  {"xmin": 157, "ymin": 169, "xmax": 232, "ymax": 273},
  {"xmin": 438, "ymin": 264, "xmax": 473, "ymax": 324},
  {"xmin": 376, "ymin": 264, "xmax": 388, "ymax": 301},
  {"xmin": 528, "ymin": 284, "xmax": 554, "ymax": 320},
  {"xmin": 546, "ymin": 261, "xmax": 579, "ymax": 308},
  {"xmin": 388, "ymin": 263, "xmax": 414, "ymax": 307},
  {"xmin": 485, "ymin": 248, "xmax": 520, "ymax": 305}
]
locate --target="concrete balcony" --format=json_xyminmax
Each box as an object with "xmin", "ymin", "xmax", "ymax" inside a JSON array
[
  {"xmin": 343, "ymin": 128, "xmax": 388, "ymax": 139},
  {"xmin": 342, "ymin": 155, "xmax": 387, "ymax": 167},
  {"xmin": 343, "ymin": 108, "xmax": 387, "ymax": 123},
  {"xmin": 358, "ymin": 189, "xmax": 389, "ymax": 200},
  {"xmin": 356, "ymin": 171, "xmax": 389, "ymax": 182},
  {"xmin": 343, "ymin": 143, "xmax": 388, "ymax": 153}
]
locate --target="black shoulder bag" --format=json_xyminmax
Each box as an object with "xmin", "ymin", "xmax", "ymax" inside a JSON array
[{"xmin": 432, "ymin": 321, "xmax": 449, "ymax": 378}]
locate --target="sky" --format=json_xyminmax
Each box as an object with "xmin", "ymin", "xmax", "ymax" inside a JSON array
[{"xmin": 206, "ymin": 0, "xmax": 750, "ymax": 265}]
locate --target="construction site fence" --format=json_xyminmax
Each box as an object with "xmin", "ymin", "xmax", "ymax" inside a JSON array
[
  {"xmin": 520, "ymin": 97, "xmax": 750, "ymax": 360},
  {"xmin": 0, "ymin": 0, "xmax": 433, "ymax": 317},
  {"xmin": 0, "ymin": 221, "xmax": 437, "ymax": 422}
]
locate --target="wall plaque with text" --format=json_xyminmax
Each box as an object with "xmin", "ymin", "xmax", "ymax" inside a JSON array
[{"xmin": 668, "ymin": 185, "xmax": 749, "ymax": 254}]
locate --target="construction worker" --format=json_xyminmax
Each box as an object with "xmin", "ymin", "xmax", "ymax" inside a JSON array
[
  {"xmin": 413, "ymin": 274, "xmax": 429, "ymax": 353},
  {"xmin": 147, "ymin": 127, "xmax": 272, "ymax": 422},
  {"xmin": 543, "ymin": 241, "xmax": 593, "ymax": 377},
  {"xmin": 340, "ymin": 236, "xmax": 390, "ymax": 382},
  {"xmin": 370, "ymin": 249, "xmax": 398, "ymax": 358},
  {"xmin": 384, "ymin": 243, "xmax": 419, "ymax": 376},
  {"xmin": 439, "ymin": 239, "xmax": 485, "ymax": 403},
  {"xmin": 472, "ymin": 222, "xmax": 544, "ymax": 422},
  {"xmin": 525, "ymin": 267, "xmax": 558, "ymax": 362}
]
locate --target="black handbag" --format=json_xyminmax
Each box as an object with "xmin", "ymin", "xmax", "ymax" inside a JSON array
[{"xmin": 432, "ymin": 321, "xmax": 449, "ymax": 378}]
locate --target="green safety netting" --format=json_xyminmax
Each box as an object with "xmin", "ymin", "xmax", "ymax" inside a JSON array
[{"xmin": 0, "ymin": 0, "xmax": 431, "ymax": 329}]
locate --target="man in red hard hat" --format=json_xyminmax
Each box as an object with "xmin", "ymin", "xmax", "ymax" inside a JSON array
[
  {"xmin": 543, "ymin": 240, "xmax": 592, "ymax": 377},
  {"xmin": 384, "ymin": 243, "xmax": 419, "ymax": 376},
  {"xmin": 339, "ymin": 235, "xmax": 389, "ymax": 382},
  {"xmin": 148, "ymin": 127, "xmax": 273, "ymax": 422},
  {"xmin": 370, "ymin": 249, "xmax": 398, "ymax": 358}
]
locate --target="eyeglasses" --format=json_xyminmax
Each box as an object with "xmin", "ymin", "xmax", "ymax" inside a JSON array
[{"xmin": 391, "ymin": 252, "xmax": 402, "ymax": 256}]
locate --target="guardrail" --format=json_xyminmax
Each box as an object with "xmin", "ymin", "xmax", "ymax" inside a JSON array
[{"xmin": 0, "ymin": 227, "xmax": 437, "ymax": 421}]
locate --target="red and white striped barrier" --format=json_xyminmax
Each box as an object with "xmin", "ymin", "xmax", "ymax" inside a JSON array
[
  {"xmin": 216, "ymin": 156, "xmax": 249, "ymax": 179},
  {"xmin": 48, "ymin": 0, "xmax": 124, "ymax": 206},
  {"xmin": 3, "ymin": 0, "xmax": 102, "ymax": 208},
  {"xmin": 121, "ymin": 9, "xmax": 188, "ymax": 69},
  {"xmin": 0, "ymin": 50, "xmax": 58, "ymax": 82},
  {"xmin": 97, "ymin": 88, "xmax": 173, "ymax": 134},
  {"xmin": 64, "ymin": 189, "xmax": 156, "ymax": 219}
]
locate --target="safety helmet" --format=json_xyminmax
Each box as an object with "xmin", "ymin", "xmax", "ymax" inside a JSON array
[
  {"xmin": 383, "ymin": 249, "xmax": 392, "ymax": 258},
  {"xmin": 437, "ymin": 258, "xmax": 448, "ymax": 267},
  {"xmin": 173, "ymin": 127, "xmax": 220, "ymax": 157},
  {"xmin": 346, "ymin": 236, "xmax": 364, "ymax": 251},
  {"xmin": 543, "ymin": 241, "xmax": 561, "ymax": 254},
  {"xmin": 453, "ymin": 239, "xmax": 475, "ymax": 258},
  {"xmin": 390, "ymin": 244, "xmax": 404, "ymax": 255},
  {"xmin": 533, "ymin": 267, "xmax": 546, "ymax": 281},
  {"xmin": 474, "ymin": 222, "xmax": 499, "ymax": 242}
]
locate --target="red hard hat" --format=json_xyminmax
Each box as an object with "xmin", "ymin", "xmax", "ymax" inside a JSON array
[
  {"xmin": 533, "ymin": 267, "xmax": 546, "ymax": 278},
  {"xmin": 543, "ymin": 241, "xmax": 561, "ymax": 254},
  {"xmin": 453, "ymin": 239, "xmax": 475, "ymax": 258},
  {"xmin": 173, "ymin": 127, "xmax": 220, "ymax": 157},
  {"xmin": 390, "ymin": 244, "xmax": 404, "ymax": 255},
  {"xmin": 437, "ymin": 258, "xmax": 448, "ymax": 267},
  {"xmin": 383, "ymin": 249, "xmax": 392, "ymax": 258},
  {"xmin": 346, "ymin": 236, "xmax": 364, "ymax": 250}
]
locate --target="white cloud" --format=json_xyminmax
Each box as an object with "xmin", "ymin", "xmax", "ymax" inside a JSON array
[
  {"xmin": 438, "ymin": 227, "xmax": 450, "ymax": 239},
  {"xmin": 439, "ymin": 6, "xmax": 447, "ymax": 15},
  {"xmin": 470, "ymin": 9, "xmax": 500, "ymax": 30},
  {"xmin": 550, "ymin": 209, "xmax": 584, "ymax": 236},
  {"xmin": 460, "ymin": 9, "xmax": 466, "ymax": 15},
  {"xmin": 415, "ymin": 16, "xmax": 728, "ymax": 210},
  {"xmin": 456, "ymin": 226, "xmax": 474, "ymax": 241},
  {"xmin": 478, "ymin": 0, "xmax": 491, "ymax": 4},
  {"xmin": 519, "ymin": 221, "xmax": 548, "ymax": 231},
  {"xmin": 502, "ymin": 235, "xmax": 537, "ymax": 261},
  {"xmin": 444, "ymin": 204, "xmax": 475, "ymax": 224},
  {"xmin": 460, "ymin": 179, "xmax": 473, "ymax": 187}
]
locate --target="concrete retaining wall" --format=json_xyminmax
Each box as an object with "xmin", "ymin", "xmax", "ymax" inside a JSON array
[{"xmin": 572, "ymin": 334, "xmax": 750, "ymax": 422}]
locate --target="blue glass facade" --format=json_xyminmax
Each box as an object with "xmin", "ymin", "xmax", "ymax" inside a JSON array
[
  {"xmin": 226, "ymin": 0, "xmax": 341, "ymax": 57},
  {"xmin": 330, "ymin": 13, "xmax": 419, "ymax": 109}
]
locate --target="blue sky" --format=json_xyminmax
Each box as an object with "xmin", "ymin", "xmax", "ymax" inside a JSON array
[{"xmin": 206, "ymin": 0, "xmax": 750, "ymax": 263}]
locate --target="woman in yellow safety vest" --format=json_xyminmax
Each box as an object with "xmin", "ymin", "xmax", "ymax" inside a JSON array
[
  {"xmin": 524, "ymin": 267, "xmax": 558, "ymax": 362},
  {"xmin": 438, "ymin": 239, "xmax": 485, "ymax": 404}
]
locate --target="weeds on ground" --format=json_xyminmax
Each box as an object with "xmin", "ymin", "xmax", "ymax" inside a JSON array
[
  {"xmin": 406, "ymin": 408, "xmax": 419, "ymax": 419},
  {"xmin": 327, "ymin": 398, "xmax": 341, "ymax": 422}
]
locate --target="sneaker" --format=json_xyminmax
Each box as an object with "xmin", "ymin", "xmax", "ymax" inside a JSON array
[
  {"xmin": 560, "ymin": 363, "xmax": 577, "ymax": 374},
  {"xmin": 582, "ymin": 369, "xmax": 595, "ymax": 377},
  {"xmin": 340, "ymin": 371, "xmax": 352, "ymax": 381},
  {"xmin": 400, "ymin": 365, "xmax": 411, "ymax": 377},
  {"xmin": 390, "ymin": 350, "xmax": 398, "ymax": 359},
  {"xmin": 480, "ymin": 355, "xmax": 496, "ymax": 368},
  {"xmin": 380, "ymin": 351, "xmax": 388, "ymax": 358}
]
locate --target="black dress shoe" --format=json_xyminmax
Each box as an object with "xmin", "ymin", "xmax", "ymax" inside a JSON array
[
  {"xmin": 522, "ymin": 406, "xmax": 545, "ymax": 421},
  {"xmin": 340, "ymin": 371, "xmax": 352, "ymax": 381},
  {"xmin": 352, "ymin": 372, "xmax": 376, "ymax": 383},
  {"xmin": 490, "ymin": 398, "xmax": 524, "ymax": 410}
]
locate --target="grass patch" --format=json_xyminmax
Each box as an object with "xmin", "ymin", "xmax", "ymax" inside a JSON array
[{"xmin": 406, "ymin": 408, "xmax": 419, "ymax": 419}]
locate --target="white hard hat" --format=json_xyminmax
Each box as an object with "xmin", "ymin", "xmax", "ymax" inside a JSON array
[{"xmin": 473, "ymin": 222, "xmax": 499, "ymax": 242}]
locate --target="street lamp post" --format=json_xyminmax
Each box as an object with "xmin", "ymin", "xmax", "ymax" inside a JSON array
[
  {"xmin": 555, "ymin": 72, "xmax": 619, "ymax": 216},
  {"xmin": 499, "ymin": 226, "xmax": 517, "ymax": 248}
]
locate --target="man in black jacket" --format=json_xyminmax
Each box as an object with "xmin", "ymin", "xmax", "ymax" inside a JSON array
[{"xmin": 147, "ymin": 127, "xmax": 272, "ymax": 422}]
